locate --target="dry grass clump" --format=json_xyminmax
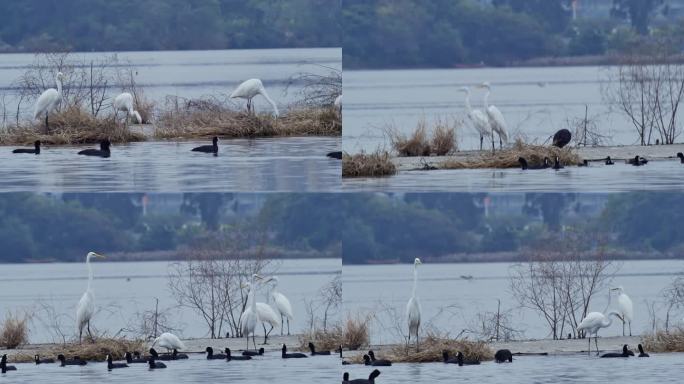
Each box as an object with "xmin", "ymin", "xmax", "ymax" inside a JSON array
[
  {"xmin": 47, "ymin": 338, "xmax": 146, "ymax": 362},
  {"xmin": 440, "ymin": 139, "xmax": 581, "ymax": 169},
  {"xmin": 0, "ymin": 106, "xmax": 146, "ymax": 145},
  {"xmin": 297, "ymin": 326, "xmax": 344, "ymax": 353},
  {"xmin": 387, "ymin": 119, "xmax": 458, "ymax": 157},
  {"xmin": 155, "ymin": 96, "xmax": 340, "ymax": 139},
  {"xmin": 342, "ymin": 151, "xmax": 397, "ymax": 178},
  {"xmin": 642, "ymin": 328, "xmax": 684, "ymax": 352},
  {"xmin": 348, "ymin": 332, "xmax": 493, "ymax": 364},
  {"xmin": 343, "ymin": 315, "xmax": 371, "ymax": 350},
  {"xmin": 0, "ymin": 312, "xmax": 29, "ymax": 349}
]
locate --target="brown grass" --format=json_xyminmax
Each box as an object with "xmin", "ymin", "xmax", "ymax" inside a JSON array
[
  {"xmin": 642, "ymin": 328, "xmax": 684, "ymax": 352},
  {"xmin": 347, "ymin": 332, "xmax": 493, "ymax": 364},
  {"xmin": 7, "ymin": 338, "xmax": 147, "ymax": 363},
  {"xmin": 297, "ymin": 326, "xmax": 344, "ymax": 353},
  {"xmin": 0, "ymin": 312, "xmax": 29, "ymax": 349},
  {"xmin": 0, "ymin": 106, "xmax": 146, "ymax": 145},
  {"xmin": 343, "ymin": 315, "xmax": 371, "ymax": 350},
  {"xmin": 155, "ymin": 96, "xmax": 340, "ymax": 139},
  {"xmin": 440, "ymin": 139, "xmax": 581, "ymax": 169},
  {"xmin": 387, "ymin": 118, "xmax": 458, "ymax": 157},
  {"xmin": 342, "ymin": 151, "xmax": 397, "ymax": 178}
]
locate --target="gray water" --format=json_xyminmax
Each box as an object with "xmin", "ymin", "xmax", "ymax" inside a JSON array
[
  {"xmin": 0, "ymin": 258, "xmax": 340, "ymax": 343},
  {"xmin": 0, "ymin": 352, "xmax": 340, "ymax": 383},
  {"xmin": 0, "ymin": 137, "xmax": 341, "ymax": 192},
  {"xmin": 0, "ymin": 48, "xmax": 341, "ymax": 118},
  {"xmin": 342, "ymin": 353, "xmax": 684, "ymax": 383},
  {"xmin": 343, "ymin": 260, "xmax": 684, "ymax": 344},
  {"xmin": 343, "ymin": 66, "xmax": 630, "ymax": 153},
  {"xmin": 342, "ymin": 160, "xmax": 684, "ymax": 192}
]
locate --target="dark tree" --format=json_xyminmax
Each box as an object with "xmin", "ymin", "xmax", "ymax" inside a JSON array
[{"xmin": 611, "ymin": 0, "xmax": 665, "ymax": 35}]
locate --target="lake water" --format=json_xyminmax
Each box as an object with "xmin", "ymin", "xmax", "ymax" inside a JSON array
[
  {"xmin": 0, "ymin": 137, "xmax": 340, "ymax": 192},
  {"xmin": 342, "ymin": 160, "xmax": 684, "ymax": 192},
  {"xmin": 0, "ymin": 48, "xmax": 341, "ymax": 119},
  {"xmin": 1, "ymin": 352, "xmax": 340, "ymax": 384},
  {"xmin": 342, "ymin": 353, "xmax": 684, "ymax": 383},
  {"xmin": 0, "ymin": 258, "xmax": 341, "ymax": 343},
  {"xmin": 343, "ymin": 66, "xmax": 633, "ymax": 153},
  {"xmin": 343, "ymin": 260, "xmax": 684, "ymax": 344}
]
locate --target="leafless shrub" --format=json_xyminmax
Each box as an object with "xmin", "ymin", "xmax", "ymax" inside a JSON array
[
  {"xmin": 0, "ymin": 311, "xmax": 29, "ymax": 349},
  {"xmin": 565, "ymin": 105, "xmax": 610, "ymax": 147},
  {"xmin": 286, "ymin": 66, "xmax": 341, "ymax": 107},
  {"xmin": 168, "ymin": 223, "xmax": 274, "ymax": 339},
  {"xmin": 468, "ymin": 299, "xmax": 523, "ymax": 342},
  {"xmin": 510, "ymin": 230, "xmax": 619, "ymax": 340},
  {"xmin": 603, "ymin": 48, "xmax": 684, "ymax": 145},
  {"xmin": 121, "ymin": 298, "xmax": 182, "ymax": 341}
]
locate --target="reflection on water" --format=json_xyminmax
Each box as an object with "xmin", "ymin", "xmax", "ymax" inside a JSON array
[
  {"xmin": 343, "ymin": 260, "xmax": 684, "ymax": 343},
  {"xmin": 342, "ymin": 353, "xmax": 684, "ymax": 384},
  {"xmin": 1, "ymin": 353, "xmax": 340, "ymax": 384},
  {"xmin": 0, "ymin": 137, "xmax": 341, "ymax": 192},
  {"xmin": 343, "ymin": 161, "xmax": 684, "ymax": 192},
  {"xmin": 0, "ymin": 259, "xmax": 341, "ymax": 343},
  {"xmin": 343, "ymin": 66, "xmax": 633, "ymax": 153}
]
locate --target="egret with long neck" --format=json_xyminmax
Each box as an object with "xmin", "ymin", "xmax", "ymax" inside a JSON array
[
  {"xmin": 406, "ymin": 258, "xmax": 422, "ymax": 352},
  {"xmin": 459, "ymin": 87, "xmax": 490, "ymax": 151},
  {"xmin": 479, "ymin": 82, "xmax": 509, "ymax": 151},
  {"xmin": 76, "ymin": 252, "xmax": 105, "ymax": 343},
  {"xmin": 34, "ymin": 72, "xmax": 64, "ymax": 134}
]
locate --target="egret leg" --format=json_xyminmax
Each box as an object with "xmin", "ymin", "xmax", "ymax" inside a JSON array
[
  {"xmin": 287, "ymin": 318, "xmax": 290, "ymax": 336},
  {"xmin": 252, "ymin": 333, "xmax": 257, "ymax": 350},
  {"xmin": 480, "ymin": 135, "xmax": 483, "ymax": 151},
  {"xmin": 87, "ymin": 321, "xmax": 92, "ymax": 340},
  {"xmin": 281, "ymin": 315, "xmax": 284, "ymax": 336},
  {"xmin": 629, "ymin": 322, "xmax": 632, "ymax": 336},
  {"xmin": 262, "ymin": 324, "xmax": 268, "ymax": 345},
  {"xmin": 594, "ymin": 336, "xmax": 599, "ymax": 356},
  {"xmin": 499, "ymin": 136, "xmax": 503, "ymax": 149},
  {"xmin": 622, "ymin": 320, "xmax": 625, "ymax": 336},
  {"xmin": 587, "ymin": 337, "xmax": 590, "ymax": 356},
  {"xmin": 125, "ymin": 111, "xmax": 130, "ymax": 132},
  {"xmin": 45, "ymin": 113, "xmax": 49, "ymax": 134}
]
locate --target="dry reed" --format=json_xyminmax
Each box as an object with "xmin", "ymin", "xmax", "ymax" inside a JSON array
[
  {"xmin": 440, "ymin": 139, "xmax": 581, "ymax": 169},
  {"xmin": 642, "ymin": 328, "xmax": 684, "ymax": 352},
  {"xmin": 297, "ymin": 326, "xmax": 344, "ymax": 353},
  {"xmin": 0, "ymin": 106, "xmax": 145, "ymax": 145},
  {"xmin": 342, "ymin": 151, "xmax": 397, "ymax": 178},
  {"xmin": 387, "ymin": 118, "xmax": 458, "ymax": 157},
  {"xmin": 0, "ymin": 312, "xmax": 29, "ymax": 349}
]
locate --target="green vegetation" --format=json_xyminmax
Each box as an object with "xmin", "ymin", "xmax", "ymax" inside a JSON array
[
  {"xmin": 341, "ymin": 192, "xmax": 684, "ymax": 264},
  {"xmin": 0, "ymin": 0, "xmax": 340, "ymax": 53},
  {"xmin": 343, "ymin": 0, "xmax": 680, "ymax": 68},
  {"xmin": 0, "ymin": 193, "xmax": 341, "ymax": 263}
]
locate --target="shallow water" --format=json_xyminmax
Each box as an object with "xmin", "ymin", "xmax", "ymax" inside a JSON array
[
  {"xmin": 342, "ymin": 160, "xmax": 684, "ymax": 192},
  {"xmin": 342, "ymin": 353, "xmax": 684, "ymax": 384},
  {"xmin": 1, "ymin": 352, "xmax": 340, "ymax": 384},
  {"xmin": 0, "ymin": 259, "xmax": 340, "ymax": 343},
  {"xmin": 0, "ymin": 137, "xmax": 341, "ymax": 192},
  {"xmin": 343, "ymin": 260, "xmax": 684, "ymax": 343},
  {"xmin": 0, "ymin": 48, "xmax": 341, "ymax": 118},
  {"xmin": 343, "ymin": 66, "xmax": 637, "ymax": 153}
]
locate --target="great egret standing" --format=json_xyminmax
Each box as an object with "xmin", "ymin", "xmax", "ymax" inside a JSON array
[
  {"xmin": 612, "ymin": 286, "xmax": 633, "ymax": 336},
  {"xmin": 406, "ymin": 257, "xmax": 422, "ymax": 352},
  {"xmin": 265, "ymin": 276, "xmax": 294, "ymax": 336},
  {"xmin": 577, "ymin": 310, "xmax": 621, "ymax": 355},
  {"xmin": 76, "ymin": 251, "xmax": 105, "ymax": 343},
  {"xmin": 256, "ymin": 301, "xmax": 280, "ymax": 344},
  {"xmin": 479, "ymin": 82, "xmax": 509, "ymax": 151},
  {"xmin": 34, "ymin": 72, "xmax": 64, "ymax": 133},
  {"xmin": 151, "ymin": 332, "xmax": 186, "ymax": 352},
  {"xmin": 113, "ymin": 92, "xmax": 142, "ymax": 130},
  {"xmin": 240, "ymin": 274, "xmax": 261, "ymax": 350},
  {"xmin": 458, "ymin": 86, "xmax": 490, "ymax": 151},
  {"xmin": 230, "ymin": 78, "xmax": 279, "ymax": 117}
]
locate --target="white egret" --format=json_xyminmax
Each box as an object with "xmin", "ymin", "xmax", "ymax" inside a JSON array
[
  {"xmin": 151, "ymin": 332, "xmax": 186, "ymax": 352},
  {"xmin": 458, "ymin": 86, "xmax": 490, "ymax": 151},
  {"xmin": 612, "ymin": 286, "xmax": 633, "ymax": 336},
  {"xmin": 34, "ymin": 72, "xmax": 64, "ymax": 133},
  {"xmin": 334, "ymin": 94, "xmax": 342, "ymax": 115},
  {"xmin": 240, "ymin": 274, "xmax": 261, "ymax": 350},
  {"xmin": 577, "ymin": 310, "xmax": 621, "ymax": 355},
  {"xmin": 265, "ymin": 276, "xmax": 294, "ymax": 336},
  {"xmin": 113, "ymin": 92, "xmax": 142, "ymax": 130},
  {"xmin": 406, "ymin": 257, "xmax": 422, "ymax": 352},
  {"xmin": 230, "ymin": 78, "xmax": 279, "ymax": 117},
  {"xmin": 76, "ymin": 251, "xmax": 105, "ymax": 343},
  {"xmin": 479, "ymin": 82, "xmax": 509, "ymax": 151}
]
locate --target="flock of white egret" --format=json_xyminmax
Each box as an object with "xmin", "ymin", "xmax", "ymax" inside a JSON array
[
  {"xmin": 405, "ymin": 258, "xmax": 637, "ymax": 357},
  {"xmin": 31, "ymin": 72, "xmax": 281, "ymax": 134},
  {"xmin": 459, "ymin": 82, "xmax": 509, "ymax": 152}
]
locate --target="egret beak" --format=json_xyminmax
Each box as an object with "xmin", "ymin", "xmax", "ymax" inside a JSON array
[{"xmin": 93, "ymin": 252, "xmax": 106, "ymax": 259}]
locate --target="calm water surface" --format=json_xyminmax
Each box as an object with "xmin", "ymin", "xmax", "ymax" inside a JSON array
[
  {"xmin": 343, "ymin": 260, "xmax": 684, "ymax": 343},
  {"xmin": 0, "ymin": 137, "xmax": 340, "ymax": 192},
  {"xmin": 342, "ymin": 353, "xmax": 684, "ymax": 383},
  {"xmin": 0, "ymin": 259, "xmax": 340, "ymax": 343}
]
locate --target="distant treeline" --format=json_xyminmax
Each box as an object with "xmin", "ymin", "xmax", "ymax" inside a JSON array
[
  {"xmin": 343, "ymin": 0, "xmax": 680, "ymax": 69},
  {"xmin": 341, "ymin": 193, "xmax": 684, "ymax": 264},
  {"xmin": 0, "ymin": 0, "xmax": 340, "ymax": 53},
  {"xmin": 0, "ymin": 193, "xmax": 341, "ymax": 263}
]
